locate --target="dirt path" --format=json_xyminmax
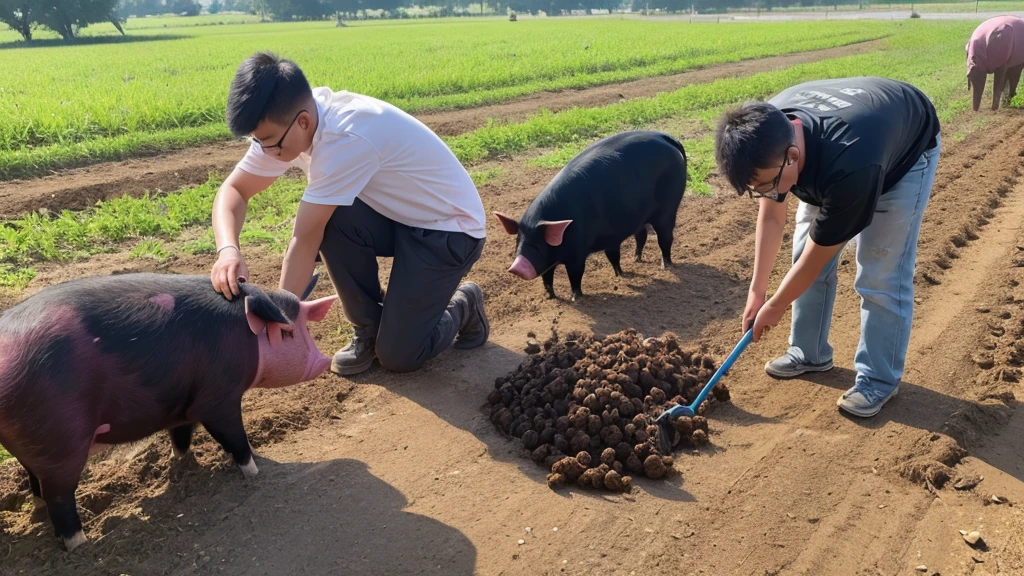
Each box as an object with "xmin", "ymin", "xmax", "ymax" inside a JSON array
[
  {"xmin": 0, "ymin": 39, "xmax": 886, "ymax": 220},
  {"xmin": 2, "ymin": 106, "xmax": 1024, "ymax": 575}
]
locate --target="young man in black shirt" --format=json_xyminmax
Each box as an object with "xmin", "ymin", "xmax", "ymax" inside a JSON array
[{"xmin": 714, "ymin": 77, "xmax": 941, "ymax": 418}]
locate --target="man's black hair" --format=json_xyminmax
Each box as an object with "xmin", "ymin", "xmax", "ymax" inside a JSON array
[
  {"xmin": 714, "ymin": 101, "xmax": 795, "ymax": 194},
  {"xmin": 226, "ymin": 51, "xmax": 312, "ymax": 138}
]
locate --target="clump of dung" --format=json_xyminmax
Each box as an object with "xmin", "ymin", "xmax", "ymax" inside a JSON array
[{"xmin": 488, "ymin": 328, "xmax": 730, "ymax": 492}]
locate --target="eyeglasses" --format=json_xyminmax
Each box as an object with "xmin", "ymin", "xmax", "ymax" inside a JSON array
[
  {"xmin": 744, "ymin": 144, "xmax": 795, "ymax": 201},
  {"xmin": 251, "ymin": 109, "xmax": 305, "ymax": 154}
]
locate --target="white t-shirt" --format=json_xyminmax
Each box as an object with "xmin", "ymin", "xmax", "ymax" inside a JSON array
[{"xmin": 236, "ymin": 87, "xmax": 487, "ymax": 239}]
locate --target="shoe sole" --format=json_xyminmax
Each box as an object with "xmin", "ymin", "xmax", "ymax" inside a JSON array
[
  {"xmin": 837, "ymin": 386, "xmax": 898, "ymax": 418},
  {"xmin": 764, "ymin": 359, "xmax": 834, "ymax": 379},
  {"xmin": 454, "ymin": 282, "xmax": 489, "ymax": 350},
  {"xmin": 330, "ymin": 356, "xmax": 376, "ymax": 377}
]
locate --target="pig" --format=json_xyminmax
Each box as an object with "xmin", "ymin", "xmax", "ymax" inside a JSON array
[
  {"xmin": 966, "ymin": 15, "xmax": 1024, "ymax": 111},
  {"xmin": 494, "ymin": 130, "xmax": 687, "ymax": 301},
  {"xmin": 0, "ymin": 272, "xmax": 336, "ymax": 552}
]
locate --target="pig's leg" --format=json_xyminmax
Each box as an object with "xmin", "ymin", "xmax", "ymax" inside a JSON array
[
  {"xmin": 201, "ymin": 411, "xmax": 257, "ymax": 479},
  {"xmin": 652, "ymin": 214, "xmax": 678, "ymax": 269},
  {"xmin": 168, "ymin": 424, "xmax": 196, "ymax": 458},
  {"xmin": 565, "ymin": 259, "xmax": 586, "ymax": 302},
  {"xmin": 1005, "ymin": 64, "xmax": 1023, "ymax": 105},
  {"xmin": 634, "ymin": 226, "xmax": 648, "ymax": 262},
  {"xmin": 39, "ymin": 475, "xmax": 87, "ymax": 552},
  {"xmin": 23, "ymin": 466, "xmax": 43, "ymax": 503},
  {"xmin": 604, "ymin": 246, "xmax": 624, "ymax": 276},
  {"xmin": 542, "ymin": 268, "xmax": 557, "ymax": 299},
  {"xmin": 993, "ymin": 66, "xmax": 1008, "ymax": 110}
]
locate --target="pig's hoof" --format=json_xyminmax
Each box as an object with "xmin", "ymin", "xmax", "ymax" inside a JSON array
[
  {"xmin": 570, "ymin": 291, "xmax": 583, "ymax": 302},
  {"xmin": 240, "ymin": 456, "xmax": 260, "ymax": 479},
  {"xmin": 63, "ymin": 530, "xmax": 88, "ymax": 552}
]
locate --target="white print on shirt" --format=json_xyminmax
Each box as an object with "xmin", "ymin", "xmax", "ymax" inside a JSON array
[{"xmin": 792, "ymin": 89, "xmax": 854, "ymax": 112}]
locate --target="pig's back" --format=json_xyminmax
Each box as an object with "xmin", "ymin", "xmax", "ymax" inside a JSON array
[{"xmin": 0, "ymin": 274, "xmax": 258, "ymax": 441}]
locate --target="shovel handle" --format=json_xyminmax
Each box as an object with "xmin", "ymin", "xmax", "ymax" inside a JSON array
[{"xmin": 660, "ymin": 329, "xmax": 753, "ymax": 421}]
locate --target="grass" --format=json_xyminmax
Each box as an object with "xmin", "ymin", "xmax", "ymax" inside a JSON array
[
  {"xmin": 0, "ymin": 445, "xmax": 10, "ymax": 462},
  {"xmin": 0, "ymin": 175, "xmax": 305, "ymax": 287},
  {"xmin": 449, "ymin": 21, "xmax": 995, "ymax": 177},
  {"xmin": 0, "ymin": 20, "xmax": 1005, "ymax": 285},
  {"xmin": 0, "ymin": 18, "xmax": 894, "ymax": 179}
]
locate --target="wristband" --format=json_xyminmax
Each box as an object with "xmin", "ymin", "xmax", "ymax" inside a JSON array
[{"xmin": 217, "ymin": 245, "xmax": 240, "ymax": 255}]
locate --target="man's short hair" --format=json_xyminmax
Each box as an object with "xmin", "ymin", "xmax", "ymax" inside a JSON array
[
  {"xmin": 226, "ymin": 51, "xmax": 312, "ymax": 138},
  {"xmin": 714, "ymin": 101, "xmax": 795, "ymax": 194}
]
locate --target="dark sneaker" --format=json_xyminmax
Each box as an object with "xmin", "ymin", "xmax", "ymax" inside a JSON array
[
  {"xmin": 453, "ymin": 282, "xmax": 489, "ymax": 350},
  {"xmin": 764, "ymin": 352, "xmax": 834, "ymax": 379},
  {"xmin": 331, "ymin": 336, "xmax": 377, "ymax": 376}
]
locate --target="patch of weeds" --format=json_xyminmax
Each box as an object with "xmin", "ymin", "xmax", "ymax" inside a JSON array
[
  {"xmin": 129, "ymin": 238, "xmax": 170, "ymax": 261},
  {"xmin": 470, "ymin": 167, "xmax": 504, "ymax": 187},
  {"xmin": 0, "ymin": 264, "xmax": 36, "ymax": 289}
]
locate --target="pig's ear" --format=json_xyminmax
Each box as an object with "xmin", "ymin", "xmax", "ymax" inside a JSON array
[
  {"xmin": 244, "ymin": 289, "xmax": 292, "ymax": 336},
  {"xmin": 494, "ymin": 212, "xmax": 519, "ymax": 235},
  {"xmin": 538, "ymin": 220, "xmax": 573, "ymax": 247},
  {"xmin": 301, "ymin": 295, "xmax": 338, "ymax": 323}
]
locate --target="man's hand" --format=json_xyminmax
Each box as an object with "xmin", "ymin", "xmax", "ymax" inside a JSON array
[
  {"xmin": 210, "ymin": 167, "xmax": 277, "ymax": 300},
  {"xmin": 212, "ymin": 246, "xmax": 250, "ymax": 300},
  {"xmin": 752, "ymin": 298, "xmax": 786, "ymax": 342},
  {"xmin": 742, "ymin": 289, "xmax": 766, "ymax": 333}
]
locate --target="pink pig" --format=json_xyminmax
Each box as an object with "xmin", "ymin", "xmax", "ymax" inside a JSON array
[
  {"xmin": 966, "ymin": 15, "xmax": 1024, "ymax": 110},
  {"xmin": 0, "ymin": 272, "xmax": 336, "ymax": 552}
]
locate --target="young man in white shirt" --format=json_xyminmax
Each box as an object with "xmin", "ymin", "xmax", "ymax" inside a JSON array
[{"xmin": 210, "ymin": 52, "xmax": 489, "ymax": 376}]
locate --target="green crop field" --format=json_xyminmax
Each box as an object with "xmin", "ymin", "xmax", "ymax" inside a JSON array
[
  {"xmin": 0, "ymin": 18, "xmax": 896, "ymax": 179},
  {"xmin": 0, "ymin": 20, "xmax": 996, "ymax": 290}
]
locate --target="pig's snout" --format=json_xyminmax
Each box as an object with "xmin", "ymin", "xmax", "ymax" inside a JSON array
[{"xmin": 508, "ymin": 255, "xmax": 538, "ymax": 280}]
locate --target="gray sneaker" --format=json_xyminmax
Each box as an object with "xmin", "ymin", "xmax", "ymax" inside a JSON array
[
  {"xmin": 331, "ymin": 336, "xmax": 377, "ymax": 376},
  {"xmin": 764, "ymin": 352, "xmax": 834, "ymax": 379},
  {"xmin": 453, "ymin": 282, "xmax": 489, "ymax": 350},
  {"xmin": 837, "ymin": 382, "xmax": 899, "ymax": 418}
]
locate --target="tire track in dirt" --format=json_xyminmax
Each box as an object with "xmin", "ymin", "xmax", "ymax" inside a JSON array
[{"xmin": 0, "ymin": 39, "xmax": 886, "ymax": 219}]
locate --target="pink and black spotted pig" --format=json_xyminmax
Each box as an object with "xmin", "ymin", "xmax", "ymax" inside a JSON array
[
  {"xmin": 966, "ymin": 15, "xmax": 1024, "ymax": 110},
  {"xmin": 0, "ymin": 272, "xmax": 336, "ymax": 552}
]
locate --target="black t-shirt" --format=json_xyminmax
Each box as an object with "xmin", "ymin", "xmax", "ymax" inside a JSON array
[{"xmin": 767, "ymin": 77, "xmax": 940, "ymax": 247}]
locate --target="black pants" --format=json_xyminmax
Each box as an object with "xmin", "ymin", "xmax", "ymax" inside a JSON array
[{"xmin": 318, "ymin": 198, "xmax": 484, "ymax": 373}]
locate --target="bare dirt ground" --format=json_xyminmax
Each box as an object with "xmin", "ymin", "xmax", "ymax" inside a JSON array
[
  {"xmin": 0, "ymin": 38, "xmax": 885, "ymax": 219},
  {"xmin": 2, "ymin": 66, "xmax": 1024, "ymax": 576}
]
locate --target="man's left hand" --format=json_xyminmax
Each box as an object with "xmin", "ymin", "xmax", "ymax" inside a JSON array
[{"xmin": 752, "ymin": 298, "xmax": 786, "ymax": 342}]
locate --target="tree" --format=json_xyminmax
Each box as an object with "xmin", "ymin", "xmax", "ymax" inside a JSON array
[
  {"xmin": 209, "ymin": 0, "xmax": 222, "ymax": 12},
  {"xmin": 37, "ymin": 0, "xmax": 120, "ymax": 39},
  {"xmin": 166, "ymin": 0, "xmax": 201, "ymax": 15},
  {"xmin": 0, "ymin": 0, "xmax": 39, "ymax": 41}
]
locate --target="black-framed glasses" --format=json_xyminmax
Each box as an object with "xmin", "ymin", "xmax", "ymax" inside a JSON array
[
  {"xmin": 744, "ymin": 144, "xmax": 795, "ymax": 201},
  {"xmin": 251, "ymin": 109, "xmax": 306, "ymax": 154}
]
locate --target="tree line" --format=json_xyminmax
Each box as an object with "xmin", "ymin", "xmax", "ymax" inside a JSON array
[{"xmin": 0, "ymin": 0, "xmax": 922, "ymax": 43}]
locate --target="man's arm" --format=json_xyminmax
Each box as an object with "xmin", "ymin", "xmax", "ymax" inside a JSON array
[
  {"xmin": 742, "ymin": 197, "xmax": 789, "ymax": 332},
  {"xmin": 752, "ymin": 166, "xmax": 883, "ymax": 341},
  {"xmin": 211, "ymin": 167, "xmax": 279, "ymax": 298},
  {"xmin": 279, "ymin": 201, "xmax": 337, "ymax": 299}
]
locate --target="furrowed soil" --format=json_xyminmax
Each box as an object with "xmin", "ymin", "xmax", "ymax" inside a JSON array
[{"xmin": 3, "ymin": 62, "xmax": 1024, "ymax": 576}]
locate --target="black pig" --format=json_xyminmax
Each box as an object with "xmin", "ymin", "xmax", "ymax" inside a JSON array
[{"xmin": 495, "ymin": 130, "xmax": 687, "ymax": 301}]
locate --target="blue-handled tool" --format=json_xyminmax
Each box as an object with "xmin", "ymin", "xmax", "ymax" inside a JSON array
[{"xmin": 654, "ymin": 329, "xmax": 753, "ymax": 455}]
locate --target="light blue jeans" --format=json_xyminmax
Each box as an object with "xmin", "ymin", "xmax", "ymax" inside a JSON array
[{"xmin": 786, "ymin": 133, "xmax": 941, "ymax": 393}]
